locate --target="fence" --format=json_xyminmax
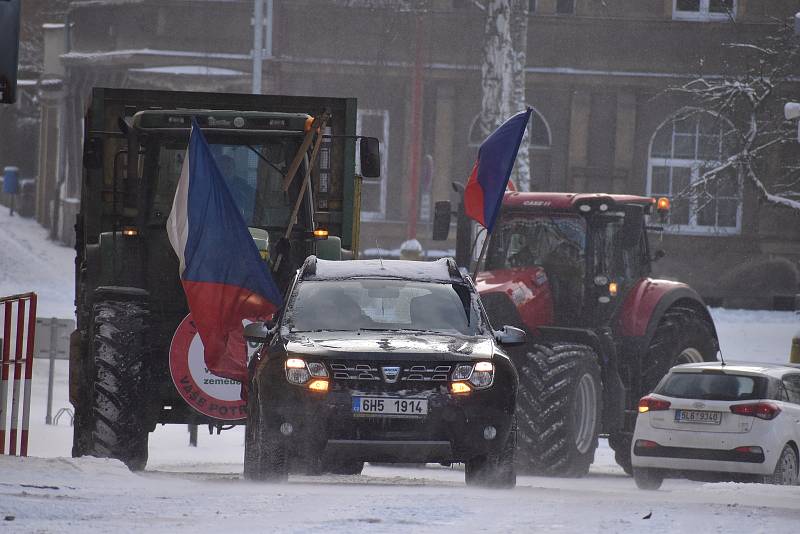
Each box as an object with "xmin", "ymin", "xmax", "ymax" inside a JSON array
[{"xmin": 0, "ymin": 292, "xmax": 37, "ymax": 456}]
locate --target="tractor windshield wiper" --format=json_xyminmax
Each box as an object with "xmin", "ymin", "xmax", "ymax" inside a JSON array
[{"xmin": 244, "ymin": 144, "xmax": 286, "ymax": 177}]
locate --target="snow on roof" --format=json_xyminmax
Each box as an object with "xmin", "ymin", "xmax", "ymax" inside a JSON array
[
  {"xmin": 129, "ymin": 65, "xmax": 246, "ymax": 76},
  {"xmin": 61, "ymin": 49, "xmax": 250, "ymax": 63},
  {"xmin": 305, "ymin": 258, "xmax": 461, "ymax": 283},
  {"xmin": 671, "ymin": 360, "xmax": 800, "ymax": 379}
]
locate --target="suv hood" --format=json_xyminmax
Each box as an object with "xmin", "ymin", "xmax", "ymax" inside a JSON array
[{"xmin": 283, "ymin": 331, "xmax": 496, "ymax": 362}]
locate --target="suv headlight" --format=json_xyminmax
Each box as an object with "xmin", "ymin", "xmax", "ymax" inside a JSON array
[
  {"xmin": 285, "ymin": 357, "xmax": 328, "ymax": 385},
  {"xmin": 451, "ymin": 361, "xmax": 494, "ymax": 390}
]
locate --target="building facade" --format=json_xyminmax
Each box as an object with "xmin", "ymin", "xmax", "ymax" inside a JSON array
[{"xmin": 26, "ymin": 0, "xmax": 800, "ymax": 306}]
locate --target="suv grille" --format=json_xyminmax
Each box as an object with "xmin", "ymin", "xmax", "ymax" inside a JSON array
[{"xmin": 329, "ymin": 362, "xmax": 452, "ymax": 383}]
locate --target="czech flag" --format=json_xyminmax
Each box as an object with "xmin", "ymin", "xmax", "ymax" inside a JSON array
[
  {"xmin": 464, "ymin": 108, "xmax": 532, "ymax": 232},
  {"xmin": 167, "ymin": 119, "xmax": 282, "ymax": 383}
]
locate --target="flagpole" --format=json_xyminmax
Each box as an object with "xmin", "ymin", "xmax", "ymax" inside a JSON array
[
  {"xmin": 472, "ymin": 228, "xmax": 490, "ymax": 281},
  {"xmin": 252, "ymin": 0, "xmax": 263, "ymax": 94}
]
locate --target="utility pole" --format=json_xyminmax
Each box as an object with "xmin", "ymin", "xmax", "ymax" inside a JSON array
[
  {"xmin": 406, "ymin": 12, "xmax": 425, "ymax": 239},
  {"xmin": 252, "ymin": 0, "xmax": 264, "ymax": 94}
]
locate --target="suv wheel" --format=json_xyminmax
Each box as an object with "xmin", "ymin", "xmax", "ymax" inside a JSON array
[
  {"xmin": 465, "ymin": 417, "xmax": 517, "ymax": 489},
  {"xmin": 244, "ymin": 381, "xmax": 288, "ymax": 482}
]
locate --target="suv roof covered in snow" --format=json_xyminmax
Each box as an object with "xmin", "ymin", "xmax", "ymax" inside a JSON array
[{"xmin": 300, "ymin": 256, "xmax": 464, "ymax": 283}]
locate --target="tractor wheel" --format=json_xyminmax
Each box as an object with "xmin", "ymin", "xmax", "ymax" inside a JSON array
[
  {"xmin": 610, "ymin": 305, "xmax": 717, "ymax": 475},
  {"xmin": 86, "ymin": 299, "xmax": 151, "ymax": 471},
  {"xmin": 515, "ymin": 343, "xmax": 602, "ymax": 477}
]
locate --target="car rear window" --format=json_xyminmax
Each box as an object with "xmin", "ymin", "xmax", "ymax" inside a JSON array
[{"xmin": 656, "ymin": 372, "xmax": 767, "ymax": 401}]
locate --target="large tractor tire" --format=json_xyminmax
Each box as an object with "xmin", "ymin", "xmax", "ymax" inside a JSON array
[
  {"xmin": 610, "ymin": 305, "xmax": 717, "ymax": 475},
  {"xmin": 244, "ymin": 383, "xmax": 289, "ymax": 482},
  {"xmin": 515, "ymin": 343, "xmax": 602, "ymax": 477},
  {"xmin": 85, "ymin": 299, "xmax": 152, "ymax": 471}
]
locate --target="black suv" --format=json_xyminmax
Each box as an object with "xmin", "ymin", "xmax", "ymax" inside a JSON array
[{"xmin": 243, "ymin": 257, "xmax": 524, "ymax": 488}]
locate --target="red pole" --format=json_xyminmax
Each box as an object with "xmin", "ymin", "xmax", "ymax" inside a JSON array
[
  {"xmin": 10, "ymin": 298, "xmax": 25, "ymax": 455},
  {"xmin": 406, "ymin": 13, "xmax": 425, "ymax": 239},
  {"xmin": 21, "ymin": 294, "xmax": 36, "ymax": 456},
  {"xmin": 0, "ymin": 301, "xmax": 10, "ymax": 454}
]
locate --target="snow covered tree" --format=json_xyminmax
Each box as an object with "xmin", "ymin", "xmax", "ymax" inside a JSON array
[
  {"xmin": 476, "ymin": 0, "xmax": 531, "ymax": 190},
  {"xmin": 668, "ymin": 18, "xmax": 800, "ymax": 213}
]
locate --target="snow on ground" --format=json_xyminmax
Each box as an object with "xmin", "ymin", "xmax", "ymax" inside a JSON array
[
  {"xmin": 0, "ymin": 210, "xmax": 75, "ymax": 318},
  {"xmin": 1, "ymin": 211, "xmax": 800, "ymax": 531}
]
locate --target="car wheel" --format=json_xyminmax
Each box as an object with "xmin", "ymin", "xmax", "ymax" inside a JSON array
[
  {"xmin": 325, "ymin": 459, "xmax": 365, "ymax": 475},
  {"xmin": 244, "ymin": 381, "xmax": 288, "ymax": 482},
  {"xmin": 633, "ymin": 467, "xmax": 664, "ymax": 490},
  {"xmin": 465, "ymin": 417, "xmax": 517, "ymax": 489},
  {"xmin": 766, "ymin": 444, "xmax": 799, "ymax": 486}
]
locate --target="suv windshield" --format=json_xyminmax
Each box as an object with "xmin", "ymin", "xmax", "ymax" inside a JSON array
[
  {"xmin": 656, "ymin": 372, "xmax": 767, "ymax": 401},
  {"xmin": 286, "ymin": 280, "xmax": 482, "ymax": 335}
]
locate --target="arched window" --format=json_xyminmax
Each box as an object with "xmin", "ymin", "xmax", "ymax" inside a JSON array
[
  {"xmin": 647, "ymin": 110, "xmax": 741, "ymax": 234},
  {"xmin": 468, "ymin": 107, "xmax": 552, "ymax": 189}
]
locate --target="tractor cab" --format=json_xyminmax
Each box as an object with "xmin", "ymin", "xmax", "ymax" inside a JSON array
[{"xmin": 480, "ymin": 193, "xmax": 658, "ymax": 329}]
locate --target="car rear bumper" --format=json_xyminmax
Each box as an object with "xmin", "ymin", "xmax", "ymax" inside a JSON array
[
  {"xmin": 631, "ymin": 419, "xmax": 781, "ymax": 476},
  {"xmin": 634, "ymin": 442, "xmax": 765, "ymax": 463}
]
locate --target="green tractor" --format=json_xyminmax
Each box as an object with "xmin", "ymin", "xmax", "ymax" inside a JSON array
[{"xmin": 70, "ymin": 88, "xmax": 379, "ymax": 470}]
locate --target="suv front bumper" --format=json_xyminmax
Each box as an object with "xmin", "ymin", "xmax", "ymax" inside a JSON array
[{"xmin": 268, "ymin": 386, "xmax": 514, "ymax": 464}]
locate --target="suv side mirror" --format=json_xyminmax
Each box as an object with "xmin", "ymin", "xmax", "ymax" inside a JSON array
[
  {"xmin": 494, "ymin": 325, "xmax": 526, "ymax": 347},
  {"xmin": 244, "ymin": 321, "xmax": 273, "ymax": 343},
  {"xmin": 359, "ymin": 137, "xmax": 381, "ymax": 178},
  {"xmin": 432, "ymin": 200, "xmax": 452, "ymax": 241}
]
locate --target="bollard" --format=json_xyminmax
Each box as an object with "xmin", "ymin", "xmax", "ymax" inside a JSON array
[{"xmin": 791, "ymin": 334, "xmax": 800, "ymax": 364}]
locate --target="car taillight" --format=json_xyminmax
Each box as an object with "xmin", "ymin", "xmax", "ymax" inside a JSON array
[
  {"xmin": 638, "ymin": 396, "xmax": 671, "ymax": 413},
  {"xmin": 729, "ymin": 402, "xmax": 781, "ymax": 420}
]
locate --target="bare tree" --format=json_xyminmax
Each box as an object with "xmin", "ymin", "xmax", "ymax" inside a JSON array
[
  {"xmin": 670, "ymin": 19, "xmax": 800, "ymax": 213},
  {"xmin": 476, "ymin": 0, "xmax": 531, "ymax": 190}
]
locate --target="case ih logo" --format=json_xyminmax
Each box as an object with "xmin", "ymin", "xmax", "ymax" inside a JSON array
[{"xmin": 381, "ymin": 366, "xmax": 400, "ymax": 383}]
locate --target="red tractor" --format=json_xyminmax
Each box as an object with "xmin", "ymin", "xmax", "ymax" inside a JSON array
[{"xmin": 433, "ymin": 191, "xmax": 719, "ymax": 476}]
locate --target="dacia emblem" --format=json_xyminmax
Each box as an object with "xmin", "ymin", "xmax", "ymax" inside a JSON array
[{"xmin": 381, "ymin": 366, "xmax": 400, "ymax": 383}]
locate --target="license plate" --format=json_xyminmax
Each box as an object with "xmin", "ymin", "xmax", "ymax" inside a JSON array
[
  {"xmin": 674, "ymin": 409, "xmax": 722, "ymax": 425},
  {"xmin": 352, "ymin": 396, "xmax": 428, "ymax": 417}
]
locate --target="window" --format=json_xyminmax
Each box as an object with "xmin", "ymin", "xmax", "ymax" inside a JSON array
[
  {"xmin": 657, "ymin": 373, "xmax": 766, "ymax": 401},
  {"xmin": 647, "ymin": 110, "xmax": 741, "ymax": 235},
  {"xmin": 286, "ymin": 280, "xmax": 481, "ymax": 335},
  {"xmin": 556, "ymin": 0, "xmax": 575, "ymax": 14},
  {"xmin": 782, "ymin": 375, "xmax": 800, "ymax": 405},
  {"xmin": 356, "ymin": 109, "xmax": 389, "ymax": 220},
  {"xmin": 469, "ymin": 107, "xmax": 552, "ymax": 189},
  {"xmin": 673, "ymin": 0, "xmax": 735, "ymax": 21}
]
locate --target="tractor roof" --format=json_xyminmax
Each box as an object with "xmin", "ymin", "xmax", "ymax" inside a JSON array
[{"xmin": 502, "ymin": 192, "xmax": 655, "ymax": 212}]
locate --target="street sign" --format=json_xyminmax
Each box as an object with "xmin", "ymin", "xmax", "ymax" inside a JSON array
[{"xmin": 0, "ymin": 0, "xmax": 20, "ymax": 104}]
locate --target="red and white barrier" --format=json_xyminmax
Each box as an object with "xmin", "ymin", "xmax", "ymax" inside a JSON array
[{"xmin": 1, "ymin": 292, "xmax": 36, "ymax": 456}]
